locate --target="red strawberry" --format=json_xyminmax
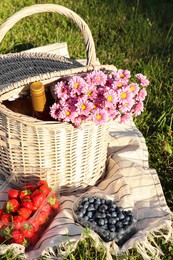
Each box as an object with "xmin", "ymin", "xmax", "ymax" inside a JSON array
[
  {"xmin": 29, "ymin": 219, "xmax": 40, "ymax": 232},
  {"xmin": 28, "ymin": 232, "xmax": 39, "ymax": 246},
  {"xmin": 8, "ymin": 189, "xmax": 20, "ymax": 200},
  {"xmin": 0, "ymin": 209, "xmax": 4, "ymax": 218},
  {"xmin": 41, "ymin": 203, "xmax": 53, "ymax": 216},
  {"xmin": 21, "ymin": 199, "xmax": 34, "ymax": 211},
  {"xmin": 21, "ymin": 183, "xmax": 37, "ymax": 193},
  {"xmin": 17, "ymin": 207, "xmax": 32, "ymax": 219},
  {"xmin": 1, "ymin": 213, "xmax": 12, "ymax": 225},
  {"xmin": 31, "ymin": 190, "xmax": 46, "ymax": 209},
  {"xmin": 12, "ymin": 215, "xmax": 25, "ymax": 230},
  {"xmin": 20, "ymin": 223, "xmax": 34, "ymax": 238},
  {"xmin": 11, "ymin": 230, "xmax": 28, "ymax": 246},
  {"xmin": 39, "ymin": 184, "xmax": 51, "ymax": 196},
  {"xmin": 5, "ymin": 199, "xmax": 20, "ymax": 213},
  {"xmin": 19, "ymin": 189, "xmax": 32, "ymax": 201},
  {"xmin": 48, "ymin": 194, "xmax": 60, "ymax": 211},
  {"xmin": 37, "ymin": 180, "xmax": 48, "ymax": 187},
  {"xmin": 36, "ymin": 211, "xmax": 48, "ymax": 225}
]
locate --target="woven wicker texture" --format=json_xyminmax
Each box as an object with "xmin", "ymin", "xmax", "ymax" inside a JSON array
[
  {"xmin": 0, "ymin": 4, "xmax": 115, "ymax": 190},
  {"xmin": 0, "ymin": 53, "xmax": 83, "ymax": 98}
]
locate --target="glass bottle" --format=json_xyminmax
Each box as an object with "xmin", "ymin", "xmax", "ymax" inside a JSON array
[{"xmin": 30, "ymin": 81, "xmax": 53, "ymax": 121}]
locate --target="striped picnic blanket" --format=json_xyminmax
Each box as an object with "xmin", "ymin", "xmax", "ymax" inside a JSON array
[{"xmin": 0, "ymin": 118, "xmax": 172, "ymax": 260}]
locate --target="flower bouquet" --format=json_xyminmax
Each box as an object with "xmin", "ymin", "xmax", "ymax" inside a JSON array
[{"xmin": 50, "ymin": 69, "xmax": 149, "ymax": 127}]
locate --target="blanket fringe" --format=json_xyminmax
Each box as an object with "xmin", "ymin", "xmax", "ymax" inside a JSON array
[
  {"xmin": 40, "ymin": 222, "xmax": 173, "ymax": 260},
  {"xmin": 135, "ymin": 224, "xmax": 173, "ymax": 260}
]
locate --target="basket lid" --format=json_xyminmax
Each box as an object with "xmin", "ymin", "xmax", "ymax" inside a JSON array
[{"xmin": 0, "ymin": 52, "xmax": 83, "ymax": 97}]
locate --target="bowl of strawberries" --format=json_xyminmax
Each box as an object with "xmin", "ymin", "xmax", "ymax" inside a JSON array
[{"xmin": 0, "ymin": 175, "xmax": 60, "ymax": 250}]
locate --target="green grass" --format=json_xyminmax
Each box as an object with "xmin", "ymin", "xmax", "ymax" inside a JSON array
[{"xmin": 0, "ymin": 0, "xmax": 172, "ymax": 259}]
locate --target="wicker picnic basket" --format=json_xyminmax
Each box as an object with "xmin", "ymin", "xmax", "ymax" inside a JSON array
[{"xmin": 0, "ymin": 4, "xmax": 115, "ymax": 190}]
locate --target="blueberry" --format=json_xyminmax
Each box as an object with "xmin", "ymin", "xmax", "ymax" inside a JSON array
[
  {"xmin": 87, "ymin": 211, "xmax": 93, "ymax": 219},
  {"xmin": 117, "ymin": 207, "xmax": 124, "ymax": 212},
  {"xmin": 77, "ymin": 211, "xmax": 84, "ymax": 218},
  {"xmin": 126, "ymin": 210, "xmax": 132, "ymax": 215},
  {"xmin": 77, "ymin": 204, "xmax": 84, "ymax": 210},
  {"xmin": 106, "ymin": 212, "xmax": 112, "ymax": 218},
  {"xmin": 118, "ymin": 227, "xmax": 126, "ymax": 235},
  {"xmin": 101, "ymin": 199, "xmax": 106, "ymax": 204},
  {"xmin": 99, "ymin": 229, "xmax": 110, "ymax": 239},
  {"xmin": 102, "ymin": 224, "xmax": 108, "ymax": 230},
  {"xmin": 111, "ymin": 211, "xmax": 117, "ymax": 217},
  {"xmin": 116, "ymin": 221, "xmax": 123, "ymax": 229},
  {"xmin": 89, "ymin": 197, "xmax": 95, "ymax": 203},
  {"xmin": 90, "ymin": 220, "xmax": 97, "ymax": 227},
  {"xmin": 108, "ymin": 224, "xmax": 116, "ymax": 232},
  {"xmin": 93, "ymin": 203, "xmax": 99, "ymax": 210},
  {"xmin": 87, "ymin": 205, "xmax": 95, "ymax": 212},
  {"xmin": 109, "ymin": 206, "xmax": 116, "ymax": 212},
  {"xmin": 98, "ymin": 204, "xmax": 108, "ymax": 213},
  {"xmin": 118, "ymin": 212, "xmax": 125, "ymax": 220},
  {"xmin": 83, "ymin": 202, "xmax": 89, "ymax": 209},
  {"xmin": 83, "ymin": 215, "xmax": 89, "ymax": 221},
  {"xmin": 122, "ymin": 219, "xmax": 129, "ymax": 226},
  {"xmin": 109, "ymin": 232, "xmax": 116, "ymax": 240},
  {"xmin": 125, "ymin": 215, "xmax": 131, "ymax": 223},
  {"xmin": 95, "ymin": 212, "xmax": 102, "ymax": 219},
  {"xmin": 81, "ymin": 197, "xmax": 89, "ymax": 203},
  {"xmin": 98, "ymin": 219, "xmax": 105, "ymax": 226},
  {"xmin": 106, "ymin": 200, "xmax": 113, "ymax": 206},
  {"xmin": 104, "ymin": 218, "xmax": 108, "ymax": 224},
  {"xmin": 101, "ymin": 212, "xmax": 106, "ymax": 218},
  {"xmin": 95, "ymin": 198, "xmax": 101, "ymax": 205},
  {"xmin": 108, "ymin": 217, "xmax": 116, "ymax": 225}
]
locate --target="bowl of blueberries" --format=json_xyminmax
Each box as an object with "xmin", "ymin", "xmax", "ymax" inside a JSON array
[{"xmin": 73, "ymin": 190, "xmax": 137, "ymax": 246}]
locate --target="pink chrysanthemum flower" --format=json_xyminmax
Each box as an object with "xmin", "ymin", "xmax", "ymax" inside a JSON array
[
  {"xmin": 104, "ymin": 89, "xmax": 118, "ymax": 107},
  {"xmin": 54, "ymin": 81, "xmax": 69, "ymax": 100},
  {"xmin": 118, "ymin": 88, "xmax": 133, "ymax": 104},
  {"xmin": 106, "ymin": 105, "xmax": 120, "ymax": 120},
  {"xmin": 68, "ymin": 76, "xmax": 88, "ymax": 95},
  {"xmin": 135, "ymin": 73, "xmax": 149, "ymax": 87},
  {"xmin": 91, "ymin": 108, "xmax": 108, "ymax": 125},
  {"xmin": 75, "ymin": 97, "xmax": 93, "ymax": 116},
  {"xmin": 133, "ymin": 101, "xmax": 144, "ymax": 116},
  {"xmin": 93, "ymin": 88, "xmax": 105, "ymax": 107},
  {"xmin": 118, "ymin": 99, "xmax": 135, "ymax": 113},
  {"xmin": 128, "ymin": 83, "xmax": 140, "ymax": 95},
  {"xmin": 112, "ymin": 79, "xmax": 128, "ymax": 90},
  {"xmin": 106, "ymin": 76, "xmax": 114, "ymax": 87},
  {"xmin": 115, "ymin": 69, "xmax": 131, "ymax": 80},
  {"xmin": 120, "ymin": 113, "xmax": 132, "ymax": 123},
  {"xmin": 137, "ymin": 88, "xmax": 147, "ymax": 101},
  {"xmin": 85, "ymin": 70, "xmax": 107, "ymax": 86},
  {"xmin": 59, "ymin": 107, "xmax": 78, "ymax": 123},
  {"xmin": 85, "ymin": 86, "xmax": 98, "ymax": 100},
  {"xmin": 50, "ymin": 103, "xmax": 60, "ymax": 119},
  {"xmin": 72, "ymin": 116, "xmax": 83, "ymax": 128}
]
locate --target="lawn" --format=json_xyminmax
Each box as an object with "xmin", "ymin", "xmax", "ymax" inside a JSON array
[{"xmin": 0, "ymin": 0, "xmax": 172, "ymax": 259}]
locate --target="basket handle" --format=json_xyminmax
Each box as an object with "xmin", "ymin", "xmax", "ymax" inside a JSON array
[{"xmin": 0, "ymin": 4, "xmax": 96, "ymax": 65}]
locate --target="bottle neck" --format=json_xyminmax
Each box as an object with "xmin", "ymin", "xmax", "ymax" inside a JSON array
[{"xmin": 30, "ymin": 82, "xmax": 46, "ymax": 112}]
